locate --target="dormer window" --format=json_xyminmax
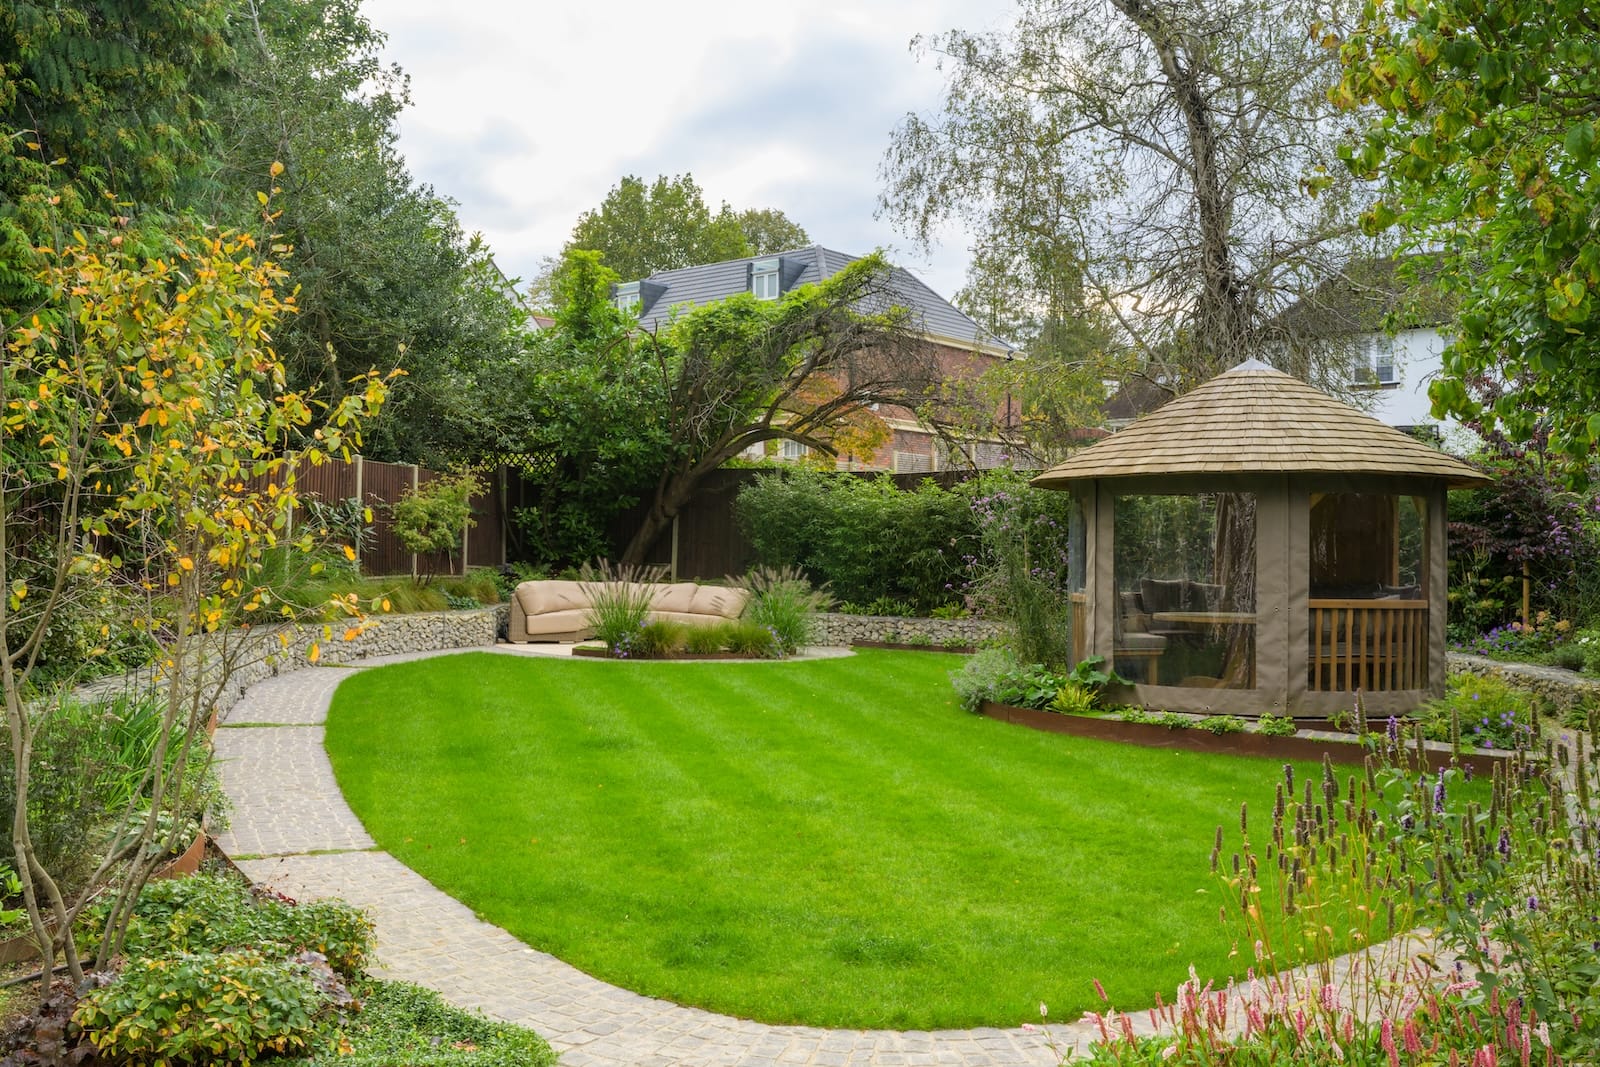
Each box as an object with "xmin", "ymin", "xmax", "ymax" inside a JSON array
[
  {"xmin": 614, "ymin": 281, "xmax": 640, "ymax": 314},
  {"xmin": 751, "ymin": 258, "xmax": 780, "ymax": 300}
]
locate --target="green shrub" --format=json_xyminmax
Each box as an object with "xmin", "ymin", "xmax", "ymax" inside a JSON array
[
  {"xmin": 579, "ymin": 561, "xmax": 662, "ymax": 651},
  {"xmin": 632, "ymin": 620, "xmax": 687, "ymax": 657},
  {"xmin": 683, "ymin": 623, "xmax": 731, "ymax": 655},
  {"xmin": 89, "ymin": 874, "xmax": 374, "ymax": 981},
  {"xmin": 1256, "ymin": 713, "xmax": 1298, "ymax": 736},
  {"xmin": 1156, "ymin": 711, "xmax": 1193, "ymax": 730},
  {"xmin": 1197, "ymin": 714, "xmax": 1246, "ymax": 735},
  {"xmin": 742, "ymin": 565, "xmax": 829, "ymax": 654},
  {"xmin": 0, "ymin": 691, "xmax": 208, "ymax": 899},
  {"xmin": 723, "ymin": 620, "xmax": 780, "ymax": 657},
  {"xmin": 391, "ymin": 471, "xmax": 483, "ymax": 560},
  {"xmin": 73, "ymin": 949, "xmax": 326, "ymax": 1064},
  {"xmin": 1550, "ymin": 640, "xmax": 1588, "ymax": 671},
  {"xmin": 950, "ymin": 647, "xmax": 1020, "ymax": 712},
  {"xmin": 1578, "ymin": 628, "xmax": 1600, "ymax": 674},
  {"xmin": 299, "ymin": 979, "xmax": 557, "ymax": 1067},
  {"xmin": 1420, "ymin": 672, "xmax": 1537, "ymax": 750},
  {"xmin": 735, "ymin": 468, "xmax": 974, "ymax": 614},
  {"xmin": 1050, "ymin": 683, "xmax": 1098, "ymax": 715},
  {"xmin": 966, "ymin": 468, "xmax": 1077, "ymax": 669}
]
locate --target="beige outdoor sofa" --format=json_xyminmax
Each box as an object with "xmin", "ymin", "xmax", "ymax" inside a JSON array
[{"xmin": 508, "ymin": 580, "xmax": 752, "ymax": 643}]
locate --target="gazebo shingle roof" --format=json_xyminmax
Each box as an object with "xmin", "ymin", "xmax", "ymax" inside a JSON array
[{"xmin": 1032, "ymin": 360, "xmax": 1491, "ymax": 488}]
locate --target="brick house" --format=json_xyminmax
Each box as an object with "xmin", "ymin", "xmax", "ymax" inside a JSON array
[{"xmin": 614, "ymin": 245, "xmax": 1019, "ymax": 472}]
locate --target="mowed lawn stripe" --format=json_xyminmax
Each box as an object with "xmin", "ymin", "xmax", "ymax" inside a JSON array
[{"xmin": 325, "ymin": 650, "xmax": 1333, "ymax": 1029}]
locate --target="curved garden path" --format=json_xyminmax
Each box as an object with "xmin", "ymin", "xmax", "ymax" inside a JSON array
[
  {"xmin": 214, "ymin": 648, "xmax": 1094, "ymax": 1066},
  {"xmin": 214, "ymin": 647, "xmax": 1440, "ymax": 1067}
]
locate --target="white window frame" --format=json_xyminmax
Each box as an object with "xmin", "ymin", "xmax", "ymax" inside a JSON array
[
  {"xmin": 751, "ymin": 258, "xmax": 780, "ymax": 301},
  {"xmin": 614, "ymin": 281, "xmax": 640, "ymax": 314}
]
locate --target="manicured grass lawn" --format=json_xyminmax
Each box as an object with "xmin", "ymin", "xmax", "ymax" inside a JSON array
[{"xmin": 325, "ymin": 650, "xmax": 1334, "ymax": 1029}]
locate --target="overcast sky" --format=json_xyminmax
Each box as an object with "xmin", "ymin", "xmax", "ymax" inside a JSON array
[{"xmin": 361, "ymin": 0, "xmax": 1017, "ymax": 300}]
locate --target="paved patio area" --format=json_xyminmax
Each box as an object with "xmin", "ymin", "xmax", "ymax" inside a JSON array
[{"xmin": 213, "ymin": 647, "xmax": 1439, "ymax": 1067}]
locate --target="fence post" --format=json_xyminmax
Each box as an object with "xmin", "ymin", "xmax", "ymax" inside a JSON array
[
  {"xmin": 353, "ymin": 455, "xmax": 365, "ymax": 570},
  {"xmin": 410, "ymin": 464, "xmax": 419, "ymax": 579},
  {"xmin": 500, "ymin": 466, "xmax": 508, "ymax": 567}
]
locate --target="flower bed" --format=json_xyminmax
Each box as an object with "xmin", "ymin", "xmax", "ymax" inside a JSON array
[{"xmin": 978, "ymin": 701, "xmax": 1513, "ymax": 776}]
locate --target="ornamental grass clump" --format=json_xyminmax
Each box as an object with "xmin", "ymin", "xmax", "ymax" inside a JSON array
[
  {"xmin": 741, "ymin": 565, "xmax": 830, "ymax": 655},
  {"xmin": 579, "ymin": 560, "xmax": 663, "ymax": 654}
]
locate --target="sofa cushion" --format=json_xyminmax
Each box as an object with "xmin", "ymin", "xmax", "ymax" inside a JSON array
[
  {"xmin": 519, "ymin": 608, "xmax": 592, "ymax": 635},
  {"xmin": 516, "ymin": 580, "xmax": 591, "ymax": 616},
  {"xmin": 690, "ymin": 585, "xmax": 750, "ymax": 619},
  {"xmin": 649, "ymin": 582, "xmax": 700, "ymax": 614},
  {"xmin": 1140, "ymin": 578, "xmax": 1185, "ymax": 615}
]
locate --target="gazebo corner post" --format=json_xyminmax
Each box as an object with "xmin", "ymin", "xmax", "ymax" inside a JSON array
[
  {"xmin": 1254, "ymin": 476, "xmax": 1294, "ymax": 714},
  {"xmin": 1090, "ymin": 479, "xmax": 1117, "ymax": 668},
  {"xmin": 1427, "ymin": 486, "xmax": 1450, "ymax": 700}
]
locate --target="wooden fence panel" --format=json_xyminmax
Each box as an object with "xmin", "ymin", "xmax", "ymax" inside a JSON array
[
  {"xmin": 360, "ymin": 460, "xmax": 417, "ymax": 576},
  {"xmin": 465, "ymin": 471, "xmax": 505, "ymax": 570}
]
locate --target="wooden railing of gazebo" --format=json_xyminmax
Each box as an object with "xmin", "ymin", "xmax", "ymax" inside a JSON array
[{"xmin": 1308, "ymin": 598, "xmax": 1428, "ymax": 692}]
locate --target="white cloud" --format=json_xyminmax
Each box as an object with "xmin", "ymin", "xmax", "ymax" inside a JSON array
[{"xmin": 361, "ymin": 0, "xmax": 1014, "ymax": 297}]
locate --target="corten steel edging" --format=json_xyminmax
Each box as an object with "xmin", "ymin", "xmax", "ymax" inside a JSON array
[{"xmin": 977, "ymin": 701, "xmax": 1513, "ymax": 776}]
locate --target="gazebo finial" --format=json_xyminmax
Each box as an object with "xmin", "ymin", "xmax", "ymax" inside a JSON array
[{"xmin": 1229, "ymin": 357, "xmax": 1277, "ymax": 372}]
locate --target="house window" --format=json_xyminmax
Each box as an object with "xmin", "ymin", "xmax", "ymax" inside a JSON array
[
  {"xmin": 1356, "ymin": 336, "xmax": 1398, "ymax": 387},
  {"xmin": 614, "ymin": 281, "xmax": 640, "ymax": 314},
  {"xmin": 779, "ymin": 439, "xmax": 809, "ymax": 461},
  {"xmin": 751, "ymin": 258, "xmax": 780, "ymax": 300}
]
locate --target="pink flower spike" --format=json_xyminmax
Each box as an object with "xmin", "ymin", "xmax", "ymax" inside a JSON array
[{"xmin": 1093, "ymin": 978, "xmax": 1108, "ymax": 1003}]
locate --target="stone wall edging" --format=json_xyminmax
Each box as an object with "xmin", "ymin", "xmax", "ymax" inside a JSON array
[
  {"xmin": 813, "ymin": 612, "xmax": 1003, "ymax": 648},
  {"xmin": 75, "ymin": 605, "xmax": 507, "ymax": 720},
  {"xmin": 1446, "ymin": 651, "xmax": 1600, "ymax": 712}
]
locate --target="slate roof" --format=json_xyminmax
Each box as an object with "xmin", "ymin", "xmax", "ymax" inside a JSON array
[
  {"xmin": 624, "ymin": 245, "xmax": 1014, "ymax": 353},
  {"xmin": 1031, "ymin": 359, "xmax": 1490, "ymax": 489},
  {"xmin": 1273, "ymin": 257, "xmax": 1453, "ymax": 339}
]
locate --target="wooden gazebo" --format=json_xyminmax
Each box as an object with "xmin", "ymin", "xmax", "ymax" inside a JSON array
[{"xmin": 1032, "ymin": 359, "xmax": 1490, "ymax": 717}]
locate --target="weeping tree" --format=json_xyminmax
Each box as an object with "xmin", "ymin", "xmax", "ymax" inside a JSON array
[
  {"xmin": 881, "ymin": 0, "xmax": 1381, "ymax": 401},
  {"xmin": 1, "ymin": 201, "xmax": 387, "ymax": 992},
  {"xmin": 618, "ymin": 254, "xmax": 942, "ymax": 564}
]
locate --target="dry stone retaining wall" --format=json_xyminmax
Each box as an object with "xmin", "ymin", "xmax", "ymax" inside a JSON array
[
  {"xmin": 77, "ymin": 606, "xmax": 505, "ymax": 720},
  {"xmin": 1447, "ymin": 651, "xmax": 1600, "ymax": 714},
  {"xmin": 813, "ymin": 612, "xmax": 1001, "ymax": 648}
]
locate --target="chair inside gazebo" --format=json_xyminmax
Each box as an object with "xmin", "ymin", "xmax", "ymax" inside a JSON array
[
  {"xmin": 1308, "ymin": 492, "xmax": 1428, "ymax": 692},
  {"xmin": 1111, "ymin": 492, "xmax": 1257, "ymax": 690}
]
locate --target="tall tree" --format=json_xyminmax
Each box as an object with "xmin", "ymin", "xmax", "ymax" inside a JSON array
[
  {"xmin": 1334, "ymin": 0, "xmax": 1600, "ymax": 470},
  {"xmin": 0, "ymin": 0, "xmax": 236, "ymax": 314},
  {"xmin": 618, "ymin": 254, "xmax": 937, "ymax": 564},
  {"xmin": 565, "ymin": 174, "xmax": 808, "ymax": 282},
  {"xmin": 737, "ymin": 207, "xmax": 810, "ymax": 255},
  {"xmin": 503, "ymin": 251, "xmax": 939, "ymax": 566},
  {"xmin": 881, "ymin": 0, "xmax": 1375, "ymax": 395},
  {"xmin": 205, "ymin": 0, "xmax": 530, "ymax": 464}
]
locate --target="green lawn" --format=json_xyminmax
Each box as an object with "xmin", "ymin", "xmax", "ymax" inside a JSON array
[{"xmin": 324, "ymin": 650, "xmax": 1330, "ymax": 1029}]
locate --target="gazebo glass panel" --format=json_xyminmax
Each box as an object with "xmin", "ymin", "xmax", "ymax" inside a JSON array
[
  {"xmin": 1307, "ymin": 493, "xmax": 1429, "ymax": 691},
  {"xmin": 1068, "ymin": 496, "xmax": 1087, "ymax": 665},
  {"xmin": 1112, "ymin": 493, "xmax": 1257, "ymax": 689}
]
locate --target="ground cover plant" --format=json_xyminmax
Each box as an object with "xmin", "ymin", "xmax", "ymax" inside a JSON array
[
  {"xmin": 4, "ymin": 872, "xmax": 556, "ymax": 1065},
  {"xmin": 326, "ymin": 650, "xmax": 1369, "ymax": 1029}
]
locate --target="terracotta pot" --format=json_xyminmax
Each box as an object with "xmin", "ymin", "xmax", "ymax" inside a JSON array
[
  {"xmin": 150, "ymin": 831, "xmax": 207, "ymax": 881},
  {"xmin": 0, "ymin": 930, "xmax": 39, "ymax": 965}
]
